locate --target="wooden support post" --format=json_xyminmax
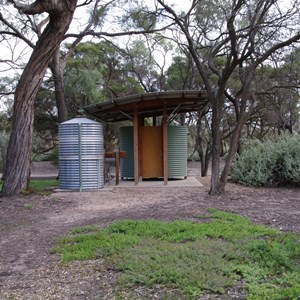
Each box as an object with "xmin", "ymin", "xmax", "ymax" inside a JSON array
[
  {"xmin": 134, "ymin": 109, "xmax": 139, "ymax": 185},
  {"xmin": 115, "ymin": 150, "xmax": 120, "ymax": 185},
  {"xmin": 153, "ymin": 116, "xmax": 156, "ymax": 126},
  {"xmin": 163, "ymin": 108, "xmax": 168, "ymax": 185},
  {"xmin": 105, "ymin": 151, "xmax": 126, "ymax": 185}
]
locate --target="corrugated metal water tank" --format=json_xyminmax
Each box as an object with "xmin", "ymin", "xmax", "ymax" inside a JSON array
[
  {"xmin": 119, "ymin": 126, "xmax": 134, "ymax": 178},
  {"xmin": 59, "ymin": 116, "xmax": 104, "ymax": 190},
  {"xmin": 168, "ymin": 126, "xmax": 187, "ymax": 178}
]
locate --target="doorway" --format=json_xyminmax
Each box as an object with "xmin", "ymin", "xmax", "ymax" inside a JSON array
[{"xmin": 141, "ymin": 126, "xmax": 163, "ymax": 178}]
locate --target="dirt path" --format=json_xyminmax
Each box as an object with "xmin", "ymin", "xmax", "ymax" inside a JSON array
[{"xmin": 0, "ymin": 171, "xmax": 299, "ymax": 299}]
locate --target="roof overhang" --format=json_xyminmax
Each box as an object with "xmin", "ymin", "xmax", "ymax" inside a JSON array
[{"xmin": 81, "ymin": 90, "xmax": 209, "ymax": 122}]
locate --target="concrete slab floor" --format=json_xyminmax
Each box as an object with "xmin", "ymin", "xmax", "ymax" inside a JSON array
[{"xmin": 103, "ymin": 176, "xmax": 203, "ymax": 190}]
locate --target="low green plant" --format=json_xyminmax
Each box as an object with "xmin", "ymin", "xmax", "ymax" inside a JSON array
[
  {"xmin": 6, "ymin": 293, "xmax": 17, "ymax": 300},
  {"xmin": 28, "ymin": 179, "xmax": 58, "ymax": 194},
  {"xmin": 69, "ymin": 225, "xmax": 99, "ymax": 235},
  {"xmin": 24, "ymin": 203, "xmax": 33, "ymax": 210},
  {"xmin": 0, "ymin": 179, "xmax": 58, "ymax": 194},
  {"xmin": 29, "ymin": 179, "xmax": 58, "ymax": 190},
  {"xmin": 231, "ymin": 135, "xmax": 300, "ymax": 186},
  {"xmin": 44, "ymin": 148, "xmax": 58, "ymax": 165},
  {"xmin": 53, "ymin": 209, "xmax": 300, "ymax": 299}
]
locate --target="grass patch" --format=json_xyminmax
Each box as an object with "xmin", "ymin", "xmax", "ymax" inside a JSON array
[
  {"xmin": 53, "ymin": 209, "xmax": 300, "ymax": 299},
  {"xmin": 28, "ymin": 179, "xmax": 58, "ymax": 192},
  {"xmin": 0, "ymin": 179, "xmax": 58, "ymax": 195},
  {"xmin": 24, "ymin": 203, "xmax": 34, "ymax": 210},
  {"xmin": 69, "ymin": 225, "xmax": 99, "ymax": 235}
]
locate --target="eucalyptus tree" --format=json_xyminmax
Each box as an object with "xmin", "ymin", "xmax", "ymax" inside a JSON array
[
  {"xmin": 0, "ymin": 0, "xmax": 169, "ymax": 196},
  {"xmin": 0, "ymin": 0, "xmax": 129, "ymax": 124},
  {"xmin": 243, "ymin": 48, "xmax": 300, "ymax": 138},
  {"xmin": 40, "ymin": 0, "xmax": 170, "ymax": 122},
  {"xmin": 122, "ymin": 38, "xmax": 162, "ymax": 92},
  {"xmin": 1, "ymin": 0, "xmax": 78, "ymax": 196},
  {"xmin": 64, "ymin": 40, "xmax": 145, "ymax": 117},
  {"xmin": 157, "ymin": 0, "xmax": 300, "ymax": 195},
  {"xmin": 263, "ymin": 49, "xmax": 300, "ymax": 134},
  {"xmin": 254, "ymin": 67, "xmax": 299, "ymax": 135},
  {"xmin": 0, "ymin": 0, "xmax": 172, "ymax": 195},
  {"xmin": 165, "ymin": 55, "xmax": 202, "ymax": 90}
]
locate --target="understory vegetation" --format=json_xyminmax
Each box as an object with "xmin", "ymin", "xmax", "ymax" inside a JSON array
[
  {"xmin": 27, "ymin": 179, "xmax": 58, "ymax": 193},
  {"xmin": 0, "ymin": 179, "xmax": 58, "ymax": 195},
  {"xmin": 53, "ymin": 209, "xmax": 300, "ymax": 299},
  {"xmin": 231, "ymin": 135, "xmax": 300, "ymax": 187}
]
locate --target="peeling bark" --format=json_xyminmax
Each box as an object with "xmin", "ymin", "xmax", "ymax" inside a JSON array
[
  {"xmin": 2, "ymin": 0, "xmax": 77, "ymax": 196},
  {"xmin": 49, "ymin": 48, "xmax": 68, "ymax": 123}
]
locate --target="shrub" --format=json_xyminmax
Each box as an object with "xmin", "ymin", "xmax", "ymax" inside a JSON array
[
  {"xmin": 44, "ymin": 147, "xmax": 59, "ymax": 165},
  {"xmin": 230, "ymin": 135, "xmax": 300, "ymax": 187},
  {"xmin": 0, "ymin": 130, "xmax": 9, "ymax": 172}
]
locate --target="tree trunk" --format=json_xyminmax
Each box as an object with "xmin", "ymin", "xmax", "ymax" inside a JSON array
[
  {"xmin": 218, "ymin": 114, "xmax": 247, "ymax": 191},
  {"xmin": 194, "ymin": 111, "xmax": 211, "ymax": 177},
  {"xmin": 2, "ymin": 2, "xmax": 77, "ymax": 196},
  {"xmin": 201, "ymin": 146, "xmax": 211, "ymax": 177},
  {"xmin": 50, "ymin": 48, "xmax": 68, "ymax": 123},
  {"xmin": 209, "ymin": 93, "xmax": 223, "ymax": 195}
]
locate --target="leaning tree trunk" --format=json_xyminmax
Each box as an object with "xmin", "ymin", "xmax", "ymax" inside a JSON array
[
  {"xmin": 195, "ymin": 121, "xmax": 211, "ymax": 177},
  {"xmin": 219, "ymin": 85, "xmax": 254, "ymax": 190},
  {"xmin": 50, "ymin": 48, "xmax": 68, "ymax": 123},
  {"xmin": 209, "ymin": 92, "xmax": 224, "ymax": 195},
  {"xmin": 201, "ymin": 146, "xmax": 211, "ymax": 177},
  {"xmin": 2, "ymin": 1, "xmax": 77, "ymax": 197},
  {"xmin": 218, "ymin": 113, "xmax": 248, "ymax": 190}
]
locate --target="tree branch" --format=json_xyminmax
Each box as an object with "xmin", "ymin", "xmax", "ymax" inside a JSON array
[
  {"xmin": 256, "ymin": 33, "xmax": 300, "ymax": 67},
  {"xmin": 64, "ymin": 24, "xmax": 173, "ymax": 40},
  {"xmin": 8, "ymin": 0, "xmax": 45, "ymax": 15},
  {"xmin": 8, "ymin": 0, "xmax": 67, "ymax": 15},
  {"xmin": 0, "ymin": 12, "xmax": 35, "ymax": 48},
  {"xmin": 77, "ymin": 0, "xmax": 93, "ymax": 8}
]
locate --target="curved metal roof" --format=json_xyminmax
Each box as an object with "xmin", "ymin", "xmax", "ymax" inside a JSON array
[{"xmin": 81, "ymin": 90, "xmax": 209, "ymax": 122}]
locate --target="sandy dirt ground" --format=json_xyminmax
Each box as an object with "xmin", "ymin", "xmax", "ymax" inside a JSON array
[{"xmin": 0, "ymin": 161, "xmax": 299, "ymax": 299}]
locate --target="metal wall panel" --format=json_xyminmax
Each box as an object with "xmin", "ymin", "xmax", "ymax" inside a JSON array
[
  {"xmin": 119, "ymin": 125, "xmax": 187, "ymax": 180},
  {"xmin": 168, "ymin": 126, "xmax": 188, "ymax": 178},
  {"xmin": 119, "ymin": 126, "xmax": 134, "ymax": 178}
]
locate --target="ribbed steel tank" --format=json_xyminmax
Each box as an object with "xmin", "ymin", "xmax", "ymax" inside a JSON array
[
  {"xmin": 59, "ymin": 116, "xmax": 104, "ymax": 190},
  {"xmin": 119, "ymin": 126, "xmax": 134, "ymax": 178},
  {"xmin": 168, "ymin": 126, "xmax": 187, "ymax": 178}
]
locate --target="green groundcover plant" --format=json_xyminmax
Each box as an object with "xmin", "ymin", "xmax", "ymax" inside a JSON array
[
  {"xmin": 53, "ymin": 209, "xmax": 300, "ymax": 299},
  {"xmin": 230, "ymin": 135, "xmax": 300, "ymax": 187},
  {"xmin": 0, "ymin": 179, "xmax": 58, "ymax": 194}
]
